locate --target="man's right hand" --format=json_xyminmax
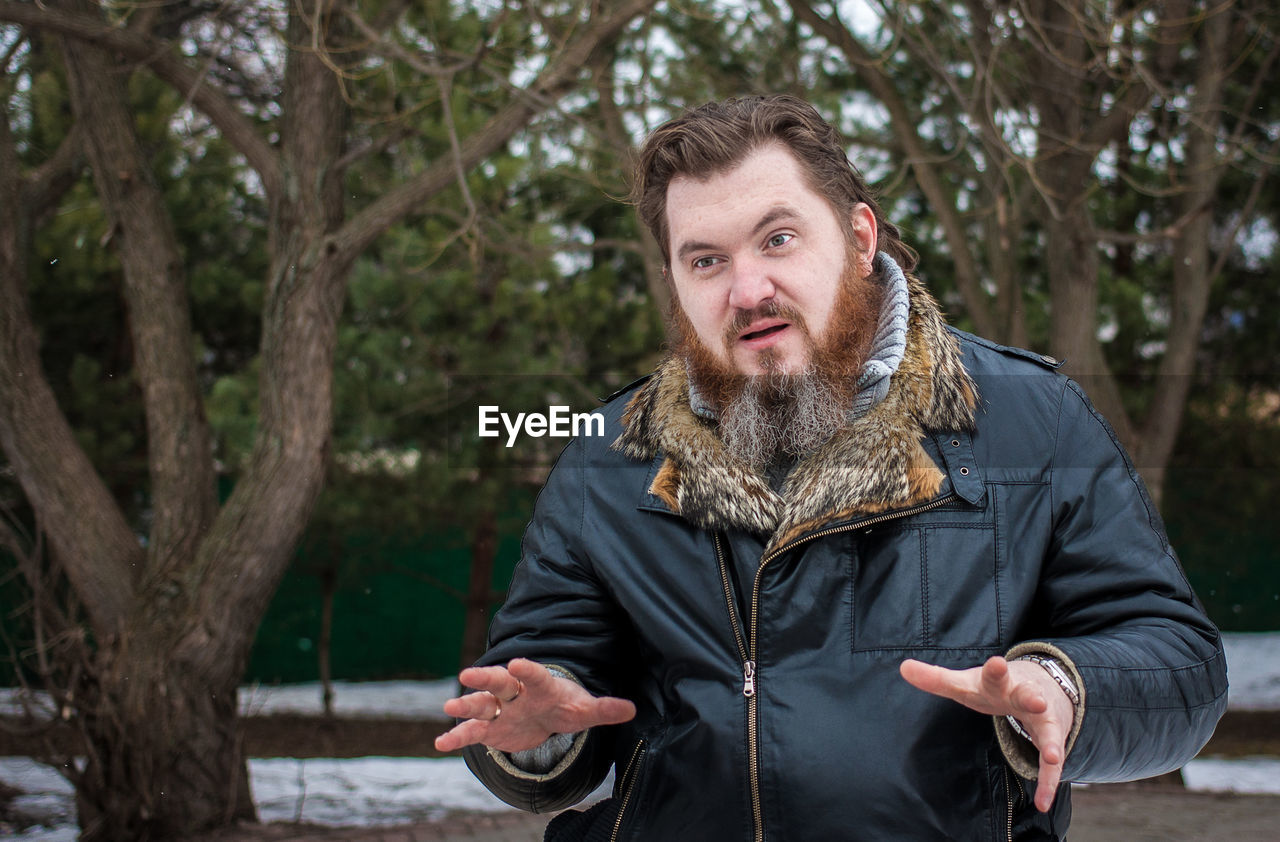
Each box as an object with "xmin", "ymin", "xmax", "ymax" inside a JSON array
[{"xmin": 433, "ymin": 658, "xmax": 636, "ymax": 754}]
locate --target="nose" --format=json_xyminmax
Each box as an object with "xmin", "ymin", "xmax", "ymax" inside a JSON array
[{"xmin": 727, "ymin": 256, "xmax": 776, "ymax": 311}]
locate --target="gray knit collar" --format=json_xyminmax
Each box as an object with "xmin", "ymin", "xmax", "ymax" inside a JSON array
[{"xmin": 687, "ymin": 251, "xmax": 911, "ymax": 421}]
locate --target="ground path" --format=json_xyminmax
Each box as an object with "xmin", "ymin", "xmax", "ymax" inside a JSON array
[{"xmin": 187, "ymin": 785, "xmax": 1280, "ymax": 842}]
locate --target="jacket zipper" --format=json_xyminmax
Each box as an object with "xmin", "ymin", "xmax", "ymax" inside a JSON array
[
  {"xmin": 1002, "ymin": 764, "xmax": 1026, "ymax": 842},
  {"xmin": 610, "ymin": 739, "xmax": 648, "ymax": 842},
  {"xmin": 714, "ymin": 535, "xmax": 759, "ymax": 840},
  {"xmin": 1003, "ymin": 765, "xmax": 1013, "ymax": 842},
  {"xmin": 714, "ymin": 493, "xmax": 960, "ymax": 842}
]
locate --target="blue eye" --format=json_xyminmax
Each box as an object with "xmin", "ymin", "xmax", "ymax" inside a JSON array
[
  {"xmin": 767, "ymin": 233, "xmax": 793, "ymax": 248},
  {"xmin": 693, "ymin": 256, "xmax": 720, "ymax": 270}
]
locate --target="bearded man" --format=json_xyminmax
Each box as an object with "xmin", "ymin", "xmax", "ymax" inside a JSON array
[{"xmin": 435, "ymin": 96, "xmax": 1227, "ymax": 841}]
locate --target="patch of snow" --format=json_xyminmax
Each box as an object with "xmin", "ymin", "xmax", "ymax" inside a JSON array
[
  {"xmin": 238, "ymin": 678, "xmax": 460, "ymax": 720},
  {"xmin": 1222, "ymin": 632, "xmax": 1280, "ymax": 710},
  {"xmin": 0, "ymin": 687, "xmax": 57, "ymax": 720},
  {"xmin": 0, "ymin": 755, "xmax": 608, "ymax": 836},
  {"xmin": 4, "ymin": 826, "xmax": 77, "ymax": 842},
  {"xmin": 1182, "ymin": 756, "xmax": 1280, "ymax": 794},
  {"xmin": 0, "ymin": 758, "xmax": 76, "ymax": 841},
  {"xmin": 251, "ymin": 757, "xmax": 519, "ymax": 824}
]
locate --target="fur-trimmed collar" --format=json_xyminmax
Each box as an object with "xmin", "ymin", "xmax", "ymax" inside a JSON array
[{"xmin": 613, "ymin": 274, "xmax": 978, "ymax": 553}]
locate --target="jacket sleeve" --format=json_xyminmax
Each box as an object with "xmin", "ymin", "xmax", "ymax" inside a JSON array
[
  {"xmin": 1010, "ymin": 378, "xmax": 1228, "ymax": 783},
  {"xmin": 461, "ymin": 436, "xmax": 631, "ymax": 812}
]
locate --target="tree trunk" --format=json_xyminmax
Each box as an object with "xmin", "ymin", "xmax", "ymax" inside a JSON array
[
  {"xmin": 38, "ymin": 4, "xmax": 259, "ymax": 835},
  {"xmin": 0, "ymin": 105, "xmax": 138, "ymax": 643},
  {"xmin": 460, "ymin": 506, "xmax": 499, "ymax": 671},
  {"xmin": 1133, "ymin": 6, "xmax": 1235, "ymax": 509},
  {"xmin": 58, "ymin": 0, "xmax": 217, "ymax": 583},
  {"xmin": 987, "ymin": 190, "xmax": 1029, "ymax": 349},
  {"xmin": 74, "ymin": 636, "xmax": 255, "ymax": 840},
  {"xmin": 1027, "ymin": 0, "xmax": 1137, "ymax": 449},
  {"xmin": 0, "ymin": 0, "xmax": 659, "ymax": 836},
  {"xmin": 1042, "ymin": 194, "xmax": 1135, "ymax": 442}
]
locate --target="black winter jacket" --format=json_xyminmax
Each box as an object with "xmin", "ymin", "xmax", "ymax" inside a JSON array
[{"xmin": 463, "ymin": 279, "xmax": 1228, "ymax": 842}]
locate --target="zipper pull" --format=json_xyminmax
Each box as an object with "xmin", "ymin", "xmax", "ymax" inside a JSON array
[{"xmin": 742, "ymin": 660, "xmax": 756, "ymax": 697}]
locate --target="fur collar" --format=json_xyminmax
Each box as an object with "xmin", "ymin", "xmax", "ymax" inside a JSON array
[{"xmin": 613, "ymin": 274, "xmax": 978, "ymax": 553}]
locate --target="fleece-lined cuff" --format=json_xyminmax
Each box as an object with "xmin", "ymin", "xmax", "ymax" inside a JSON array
[
  {"xmin": 994, "ymin": 642, "xmax": 1087, "ymax": 780},
  {"xmin": 490, "ymin": 664, "xmax": 586, "ymax": 782}
]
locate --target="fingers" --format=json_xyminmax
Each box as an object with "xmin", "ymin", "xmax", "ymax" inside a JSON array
[
  {"xmin": 434, "ymin": 718, "xmax": 488, "ymax": 753},
  {"xmin": 1035, "ymin": 736, "xmax": 1064, "ymax": 812},
  {"xmin": 586, "ymin": 695, "xmax": 637, "ymax": 727},
  {"xmin": 903, "ymin": 657, "xmax": 1055, "ymax": 718},
  {"xmin": 438, "ymin": 659, "xmax": 635, "ymax": 754},
  {"xmin": 898, "ymin": 658, "xmax": 966, "ymax": 700},
  {"xmin": 978, "ymin": 656, "xmax": 1009, "ymax": 695},
  {"xmin": 904, "ymin": 656, "xmax": 1069, "ymax": 814},
  {"xmin": 459, "ymin": 664, "xmax": 519, "ymax": 696},
  {"xmin": 454, "ymin": 660, "xmax": 541, "ymax": 708},
  {"xmin": 1009, "ymin": 680, "xmax": 1048, "ymax": 717},
  {"xmin": 441, "ymin": 689, "xmax": 502, "ymax": 722},
  {"xmin": 900, "ymin": 657, "xmax": 1004, "ymax": 710},
  {"xmin": 506, "ymin": 657, "xmax": 555, "ymax": 695},
  {"xmin": 1028, "ymin": 712, "xmax": 1066, "ymax": 812}
]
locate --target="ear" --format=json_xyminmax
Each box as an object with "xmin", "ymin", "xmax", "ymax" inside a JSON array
[{"xmin": 849, "ymin": 203, "xmax": 878, "ymax": 256}]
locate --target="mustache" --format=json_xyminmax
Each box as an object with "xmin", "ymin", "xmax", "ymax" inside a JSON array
[{"xmin": 722, "ymin": 301, "xmax": 808, "ymax": 348}]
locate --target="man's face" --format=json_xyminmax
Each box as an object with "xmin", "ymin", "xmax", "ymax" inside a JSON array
[{"xmin": 665, "ymin": 143, "xmax": 878, "ymax": 376}]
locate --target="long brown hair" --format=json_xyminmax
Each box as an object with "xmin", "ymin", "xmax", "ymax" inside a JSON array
[{"xmin": 631, "ymin": 95, "xmax": 917, "ymax": 274}]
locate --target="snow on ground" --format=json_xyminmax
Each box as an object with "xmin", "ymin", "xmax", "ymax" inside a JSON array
[
  {"xmin": 1182, "ymin": 756, "xmax": 1280, "ymax": 793},
  {"xmin": 0, "ymin": 756, "xmax": 611, "ymax": 841},
  {"xmin": 0, "ymin": 758, "xmax": 75, "ymax": 842},
  {"xmin": 1220, "ymin": 631, "xmax": 1280, "ymax": 710},
  {"xmin": 250, "ymin": 756, "xmax": 564, "ymax": 823},
  {"xmin": 2, "ymin": 632, "xmax": 1277, "ymax": 837},
  {"xmin": 239, "ymin": 677, "xmax": 460, "ymax": 720},
  {"xmin": 0, "ymin": 677, "xmax": 462, "ymax": 722}
]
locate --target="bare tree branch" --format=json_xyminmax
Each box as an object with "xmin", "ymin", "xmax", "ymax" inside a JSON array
[
  {"xmin": 0, "ymin": 0, "xmax": 283, "ymax": 199},
  {"xmin": 590, "ymin": 48, "xmax": 669, "ymax": 314},
  {"xmin": 341, "ymin": 0, "xmax": 507, "ymax": 80},
  {"xmin": 334, "ymin": 124, "xmax": 415, "ymax": 171},
  {"xmin": 24, "ymin": 124, "xmax": 84, "ymax": 223},
  {"xmin": 330, "ymin": 0, "xmax": 660, "ymax": 266},
  {"xmin": 789, "ymin": 0, "xmax": 999, "ymax": 338}
]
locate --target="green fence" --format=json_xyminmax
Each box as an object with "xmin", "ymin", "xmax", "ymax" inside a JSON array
[
  {"xmin": 244, "ymin": 528, "xmax": 525, "ymax": 684},
  {"xmin": 1165, "ymin": 466, "xmax": 1280, "ymax": 633}
]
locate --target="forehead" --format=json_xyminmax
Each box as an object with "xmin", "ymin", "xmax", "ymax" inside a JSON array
[{"xmin": 665, "ymin": 144, "xmax": 837, "ymax": 250}]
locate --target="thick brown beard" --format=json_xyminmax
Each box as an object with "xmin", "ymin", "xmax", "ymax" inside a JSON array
[{"xmin": 668, "ymin": 252, "xmax": 884, "ymax": 468}]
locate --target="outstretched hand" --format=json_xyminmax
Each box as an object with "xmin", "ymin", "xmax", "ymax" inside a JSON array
[
  {"xmin": 899, "ymin": 656, "xmax": 1073, "ymax": 813},
  {"xmin": 433, "ymin": 658, "xmax": 636, "ymax": 754}
]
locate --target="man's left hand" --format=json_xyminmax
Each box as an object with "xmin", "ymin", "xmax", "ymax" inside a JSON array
[{"xmin": 899, "ymin": 656, "xmax": 1073, "ymax": 813}]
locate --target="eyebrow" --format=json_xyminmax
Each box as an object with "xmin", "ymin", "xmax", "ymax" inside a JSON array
[{"xmin": 674, "ymin": 204, "xmax": 802, "ymax": 264}]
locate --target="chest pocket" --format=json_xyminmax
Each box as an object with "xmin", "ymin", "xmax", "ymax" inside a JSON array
[{"xmin": 850, "ymin": 514, "xmax": 1002, "ymax": 653}]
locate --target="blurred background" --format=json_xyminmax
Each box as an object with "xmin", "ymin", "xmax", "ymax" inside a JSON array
[{"xmin": 0, "ymin": 0, "xmax": 1277, "ymax": 837}]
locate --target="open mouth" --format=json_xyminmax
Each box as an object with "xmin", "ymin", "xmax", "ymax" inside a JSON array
[{"xmin": 741, "ymin": 324, "xmax": 788, "ymax": 342}]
